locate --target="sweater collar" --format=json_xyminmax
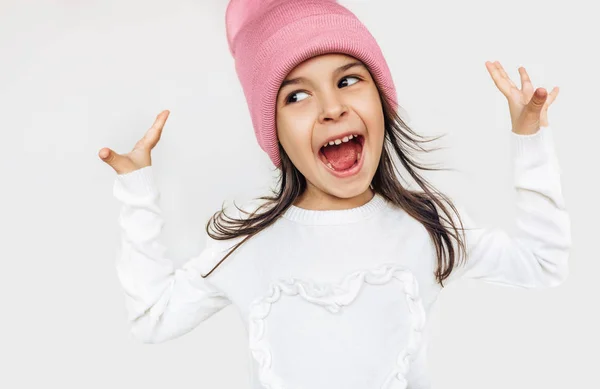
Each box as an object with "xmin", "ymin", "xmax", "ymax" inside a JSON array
[{"xmin": 281, "ymin": 192, "xmax": 388, "ymax": 225}]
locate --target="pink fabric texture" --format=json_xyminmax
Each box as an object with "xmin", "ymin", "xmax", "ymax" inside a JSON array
[{"xmin": 225, "ymin": 0, "xmax": 398, "ymax": 168}]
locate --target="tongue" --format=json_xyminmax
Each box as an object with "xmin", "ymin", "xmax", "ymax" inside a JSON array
[{"xmin": 322, "ymin": 140, "xmax": 361, "ymax": 171}]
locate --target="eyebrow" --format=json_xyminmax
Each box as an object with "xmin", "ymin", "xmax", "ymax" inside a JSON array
[{"xmin": 279, "ymin": 61, "xmax": 366, "ymax": 91}]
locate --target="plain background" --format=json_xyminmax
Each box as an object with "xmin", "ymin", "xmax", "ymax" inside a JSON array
[{"xmin": 1, "ymin": 0, "xmax": 598, "ymax": 387}]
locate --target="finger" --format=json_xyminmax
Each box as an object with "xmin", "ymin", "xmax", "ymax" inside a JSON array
[
  {"xmin": 99, "ymin": 147, "xmax": 126, "ymax": 172},
  {"xmin": 139, "ymin": 110, "xmax": 170, "ymax": 150},
  {"xmin": 527, "ymin": 88, "xmax": 548, "ymax": 112},
  {"xmin": 494, "ymin": 61, "xmax": 517, "ymax": 90},
  {"xmin": 515, "ymin": 88, "xmax": 548, "ymax": 134},
  {"xmin": 518, "ymin": 67, "xmax": 534, "ymax": 96},
  {"xmin": 541, "ymin": 87, "xmax": 559, "ymax": 116},
  {"xmin": 546, "ymin": 86, "xmax": 559, "ymax": 106},
  {"xmin": 518, "ymin": 67, "xmax": 531, "ymax": 89},
  {"xmin": 485, "ymin": 61, "xmax": 513, "ymax": 96}
]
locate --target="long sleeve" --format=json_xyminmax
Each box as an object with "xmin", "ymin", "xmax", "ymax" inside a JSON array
[
  {"xmin": 112, "ymin": 165, "xmax": 232, "ymax": 344},
  {"xmin": 444, "ymin": 126, "xmax": 572, "ymax": 289}
]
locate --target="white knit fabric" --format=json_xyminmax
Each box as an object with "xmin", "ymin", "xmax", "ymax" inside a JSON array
[{"xmin": 112, "ymin": 126, "xmax": 571, "ymax": 389}]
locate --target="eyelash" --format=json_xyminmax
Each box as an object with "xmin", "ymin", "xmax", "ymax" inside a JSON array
[{"xmin": 283, "ymin": 75, "xmax": 362, "ymax": 105}]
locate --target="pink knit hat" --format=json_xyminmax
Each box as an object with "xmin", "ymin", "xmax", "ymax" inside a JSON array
[{"xmin": 226, "ymin": 0, "xmax": 398, "ymax": 168}]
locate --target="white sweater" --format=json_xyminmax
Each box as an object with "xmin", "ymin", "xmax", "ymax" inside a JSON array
[{"xmin": 112, "ymin": 126, "xmax": 571, "ymax": 389}]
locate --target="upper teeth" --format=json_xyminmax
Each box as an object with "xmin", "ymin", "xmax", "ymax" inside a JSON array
[{"xmin": 323, "ymin": 134, "xmax": 359, "ymax": 148}]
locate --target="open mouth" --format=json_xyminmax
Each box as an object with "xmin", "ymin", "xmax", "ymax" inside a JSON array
[{"xmin": 318, "ymin": 134, "xmax": 365, "ymax": 176}]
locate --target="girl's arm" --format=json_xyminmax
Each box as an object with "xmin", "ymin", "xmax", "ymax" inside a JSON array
[
  {"xmin": 444, "ymin": 125, "xmax": 572, "ymax": 289},
  {"xmin": 112, "ymin": 165, "xmax": 232, "ymax": 343}
]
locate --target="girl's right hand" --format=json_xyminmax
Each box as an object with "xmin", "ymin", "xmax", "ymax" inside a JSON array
[{"xmin": 99, "ymin": 110, "xmax": 170, "ymax": 175}]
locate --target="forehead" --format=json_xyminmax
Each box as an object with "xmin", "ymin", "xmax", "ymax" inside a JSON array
[{"xmin": 288, "ymin": 53, "xmax": 359, "ymax": 75}]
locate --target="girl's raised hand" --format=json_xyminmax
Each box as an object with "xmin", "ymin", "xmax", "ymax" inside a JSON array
[
  {"xmin": 485, "ymin": 61, "xmax": 559, "ymax": 135},
  {"xmin": 99, "ymin": 110, "xmax": 170, "ymax": 175}
]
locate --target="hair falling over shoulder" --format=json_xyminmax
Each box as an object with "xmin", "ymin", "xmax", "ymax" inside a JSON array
[{"xmin": 202, "ymin": 85, "xmax": 468, "ymax": 288}]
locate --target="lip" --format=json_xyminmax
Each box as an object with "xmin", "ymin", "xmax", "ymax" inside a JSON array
[{"xmin": 318, "ymin": 136, "xmax": 366, "ymax": 178}]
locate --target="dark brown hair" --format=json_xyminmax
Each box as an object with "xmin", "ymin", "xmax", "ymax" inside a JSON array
[{"xmin": 202, "ymin": 78, "xmax": 467, "ymax": 288}]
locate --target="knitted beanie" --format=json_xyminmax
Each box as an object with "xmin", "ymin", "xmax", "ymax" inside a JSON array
[{"xmin": 225, "ymin": 0, "xmax": 398, "ymax": 168}]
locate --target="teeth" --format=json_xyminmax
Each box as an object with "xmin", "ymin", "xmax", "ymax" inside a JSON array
[
  {"xmin": 322, "ymin": 134, "xmax": 361, "ymax": 148},
  {"xmin": 327, "ymin": 162, "xmax": 334, "ymax": 170},
  {"xmin": 357, "ymin": 152, "xmax": 361, "ymax": 160}
]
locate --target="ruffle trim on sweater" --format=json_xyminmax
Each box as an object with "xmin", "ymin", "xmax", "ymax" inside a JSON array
[{"xmin": 247, "ymin": 263, "xmax": 427, "ymax": 389}]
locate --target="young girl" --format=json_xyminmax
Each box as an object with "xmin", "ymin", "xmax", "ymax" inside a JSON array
[{"xmin": 99, "ymin": 1, "xmax": 570, "ymax": 388}]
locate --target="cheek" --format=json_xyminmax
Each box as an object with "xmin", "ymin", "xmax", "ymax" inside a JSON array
[
  {"xmin": 354, "ymin": 97, "xmax": 385, "ymax": 139},
  {"xmin": 370, "ymin": 108, "xmax": 385, "ymax": 142},
  {"xmin": 277, "ymin": 116, "xmax": 315, "ymax": 162},
  {"xmin": 370, "ymin": 115, "xmax": 386, "ymax": 158}
]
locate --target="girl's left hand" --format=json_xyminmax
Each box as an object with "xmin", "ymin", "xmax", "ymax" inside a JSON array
[{"xmin": 485, "ymin": 61, "xmax": 559, "ymax": 135}]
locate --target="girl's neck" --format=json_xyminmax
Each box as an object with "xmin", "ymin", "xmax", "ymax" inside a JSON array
[
  {"xmin": 283, "ymin": 188, "xmax": 387, "ymax": 225},
  {"xmin": 293, "ymin": 187, "xmax": 375, "ymax": 211}
]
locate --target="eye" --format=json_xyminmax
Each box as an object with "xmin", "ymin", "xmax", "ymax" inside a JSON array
[
  {"xmin": 283, "ymin": 75, "xmax": 362, "ymax": 105},
  {"xmin": 285, "ymin": 90, "xmax": 310, "ymax": 105},
  {"xmin": 338, "ymin": 75, "xmax": 360, "ymax": 88}
]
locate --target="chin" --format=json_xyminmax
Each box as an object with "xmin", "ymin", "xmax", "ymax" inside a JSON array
[{"xmin": 318, "ymin": 176, "xmax": 373, "ymax": 200}]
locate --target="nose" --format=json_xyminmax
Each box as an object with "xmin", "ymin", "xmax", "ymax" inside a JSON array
[{"xmin": 318, "ymin": 94, "xmax": 348, "ymax": 123}]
